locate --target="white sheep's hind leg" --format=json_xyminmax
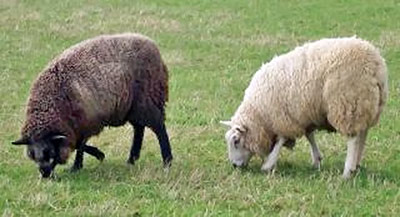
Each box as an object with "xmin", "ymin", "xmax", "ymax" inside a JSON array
[
  {"xmin": 343, "ymin": 135, "xmax": 360, "ymax": 179},
  {"xmin": 306, "ymin": 131, "xmax": 322, "ymax": 170},
  {"xmin": 261, "ymin": 137, "xmax": 286, "ymax": 173},
  {"xmin": 356, "ymin": 130, "xmax": 368, "ymax": 170}
]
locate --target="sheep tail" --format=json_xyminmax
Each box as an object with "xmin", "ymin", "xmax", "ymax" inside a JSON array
[
  {"xmin": 162, "ymin": 61, "xmax": 169, "ymax": 102},
  {"xmin": 375, "ymin": 79, "xmax": 388, "ymax": 124}
]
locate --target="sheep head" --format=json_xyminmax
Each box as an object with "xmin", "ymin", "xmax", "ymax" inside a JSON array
[
  {"xmin": 12, "ymin": 134, "xmax": 71, "ymax": 178},
  {"xmin": 220, "ymin": 120, "xmax": 253, "ymax": 168}
]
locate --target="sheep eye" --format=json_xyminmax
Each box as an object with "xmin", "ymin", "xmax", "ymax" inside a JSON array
[
  {"xmin": 28, "ymin": 149, "xmax": 35, "ymax": 160},
  {"xmin": 232, "ymin": 136, "xmax": 240, "ymax": 148}
]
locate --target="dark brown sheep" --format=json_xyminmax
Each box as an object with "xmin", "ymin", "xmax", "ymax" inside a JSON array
[{"xmin": 12, "ymin": 33, "xmax": 172, "ymax": 178}]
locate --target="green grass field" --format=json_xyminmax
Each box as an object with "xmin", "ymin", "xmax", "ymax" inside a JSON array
[{"xmin": 1, "ymin": 0, "xmax": 400, "ymax": 216}]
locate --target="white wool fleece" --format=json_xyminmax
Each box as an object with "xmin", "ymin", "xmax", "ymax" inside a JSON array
[{"xmin": 230, "ymin": 37, "xmax": 388, "ymax": 156}]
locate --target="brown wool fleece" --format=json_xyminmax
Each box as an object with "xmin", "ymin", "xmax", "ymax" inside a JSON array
[{"xmin": 20, "ymin": 33, "xmax": 168, "ymax": 149}]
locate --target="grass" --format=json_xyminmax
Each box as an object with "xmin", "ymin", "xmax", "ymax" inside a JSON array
[{"xmin": 1, "ymin": 0, "xmax": 400, "ymax": 216}]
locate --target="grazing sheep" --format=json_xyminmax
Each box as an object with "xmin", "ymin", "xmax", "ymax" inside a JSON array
[
  {"xmin": 12, "ymin": 33, "xmax": 172, "ymax": 178},
  {"xmin": 221, "ymin": 37, "xmax": 388, "ymax": 178}
]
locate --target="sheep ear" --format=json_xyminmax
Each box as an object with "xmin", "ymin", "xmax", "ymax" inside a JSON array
[
  {"xmin": 220, "ymin": 120, "xmax": 232, "ymax": 128},
  {"xmin": 12, "ymin": 137, "xmax": 30, "ymax": 145},
  {"xmin": 234, "ymin": 124, "xmax": 247, "ymax": 133}
]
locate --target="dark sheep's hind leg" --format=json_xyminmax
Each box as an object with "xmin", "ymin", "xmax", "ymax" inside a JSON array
[
  {"xmin": 70, "ymin": 144, "xmax": 84, "ymax": 173},
  {"xmin": 127, "ymin": 125, "xmax": 145, "ymax": 165},
  {"xmin": 83, "ymin": 144, "xmax": 105, "ymax": 161},
  {"xmin": 153, "ymin": 123, "xmax": 173, "ymax": 167}
]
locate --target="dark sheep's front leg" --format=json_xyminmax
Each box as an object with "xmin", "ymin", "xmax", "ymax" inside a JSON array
[
  {"xmin": 70, "ymin": 143, "xmax": 104, "ymax": 173},
  {"xmin": 127, "ymin": 125, "xmax": 145, "ymax": 165},
  {"xmin": 70, "ymin": 143, "xmax": 84, "ymax": 173},
  {"xmin": 83, "ymin": 144, "xmax": 105, "ymax": 161},
  {"xmin": 153, "ymin": 123, "xmax": 173, "ymax": 167}
]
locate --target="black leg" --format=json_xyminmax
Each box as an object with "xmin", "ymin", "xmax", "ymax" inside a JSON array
[
  {"xmin": 71, "ymin": 143, "xmax": 84, "ymax": 172},
  {"xmin": 83, "ymin": 144, "xmax": 105, "ymax": 161},
  {"xmin": 153, "ymin": 123, "xmax": 173, "ymax": 167},
  {"xmin": 127, "ymin": 125, "xmax": 145, "ymax": 164}
]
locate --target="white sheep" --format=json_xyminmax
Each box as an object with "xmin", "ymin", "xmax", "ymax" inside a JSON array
[{"xmin": 221, "ymin": 37, "xmax": 388, "ymax": 178}]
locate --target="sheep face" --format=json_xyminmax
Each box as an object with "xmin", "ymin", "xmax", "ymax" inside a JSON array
[
  {"xmin": 12, "ymin": 135, "xmax": 71, "ymax": 178},
  {"xmin": 221, "ymin": 121, "xmax": 253, "ymax": 168}
]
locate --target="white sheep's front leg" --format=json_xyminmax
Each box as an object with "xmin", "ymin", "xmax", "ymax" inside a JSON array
[
  {"xmin": 306, "ymin": 132, "xmax": 322, "ymax": 170},
  {"xmin": 261, "ymin": 137, "xmax": 286, "ymax": 173},
  {"xmin": 343, "ymin": 135, "xmax": 360, "ymax": 179}
]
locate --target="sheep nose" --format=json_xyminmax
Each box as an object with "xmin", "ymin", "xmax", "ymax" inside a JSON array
[
  {"xmin": 232, "ymin": 163, "xmax": 238, "ymax": 168},
  {"xmin": 39, "ymin": 166, "xmax": 52, "ymax": 178}
]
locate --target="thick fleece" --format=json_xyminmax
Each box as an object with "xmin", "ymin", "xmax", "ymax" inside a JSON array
[
  {"xmin": 231, "ymin": 37, "xmax": 388, "ymax": 157},
  {"xmin": 18, "ymin": 33, "xmax": 171, "ymax": 167}
]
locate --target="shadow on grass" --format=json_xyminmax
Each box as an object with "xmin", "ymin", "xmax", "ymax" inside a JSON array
[
  {"xmin": 32, "ymin": 156, "xmax": 399, "ymax": 189},
  {"xmin": 51, "ymin": 157, "xmax": 187, "ymax": 185},
  {"xmin": 233, "ymin": 160, "xmax": 400, "ymax": 185},
  {"xmin": 234, "ymin": 161, "xmax": 321, "ymax": 179}
]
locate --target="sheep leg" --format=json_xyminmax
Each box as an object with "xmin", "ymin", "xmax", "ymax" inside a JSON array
[
  {"xmin": 356, "ymin": 130, "xmax": 368, "ymax": 170},
  {"xmin": 261, "ymin": 137, "xmax": 286, "ymax": 173},
  {"xmin": 127, "ymin": 125, "xmax": 145, "ymax": 165},
  {"xmin": 343, "ymin": 134, "xmax": 362, "ymax": 179},
  {"xmin": 83, "ymin": 144, "xmax": 105, "ymax": 161},
  {"xmin": 70, "ymin": 143, "xmax": 84, "ymax": 172},
  {"xmin": 306, "ymin": 131, "xmax": 322, "ymax": 169},
  {"xmin": 153, "ymin": 123, "xmax": 173, "ymax": 167},
  {"xmin": 70, "ymin": 143, "xmax": 104, "ymax": 172}
]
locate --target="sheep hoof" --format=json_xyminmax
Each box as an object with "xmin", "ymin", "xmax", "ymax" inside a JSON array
[
  {"xmin": 342, "ymin": 169, "xmax": 357, "ymax": 179},
  {"xmin": 70, "ymin": 165, "xmax": 82, "ymax": 173},
  {"xmin": 163, "ymin": 157, "xmax": 173, "ymax": 168},
  {"xmin": 312, "ymin": 157, "xmax": 322, "ymax": 170},
  {"xmin": 127, "ymin": 159, "xmax": 134, "ymax": 165},
  {"xmin": 96, "ymin": 152, "xmax": 105, "ymax": 162},
  {"xmin": 261, "ymin": 165, "xmax": 275, "ymax": 174},
  {"xmin": 127, "ymin": 155, "xmax": 139, "ymax": 165},
  {"xmin": 312, "ymin": 162, "xmax": 321, "ymax": 170},
  {"xmin": 127, "ymin": 158, "xmax": 135, "ymax": 165},
  {"xmin": 342, "ymin": 172, "xmax": 351, "ymax": 179}
]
